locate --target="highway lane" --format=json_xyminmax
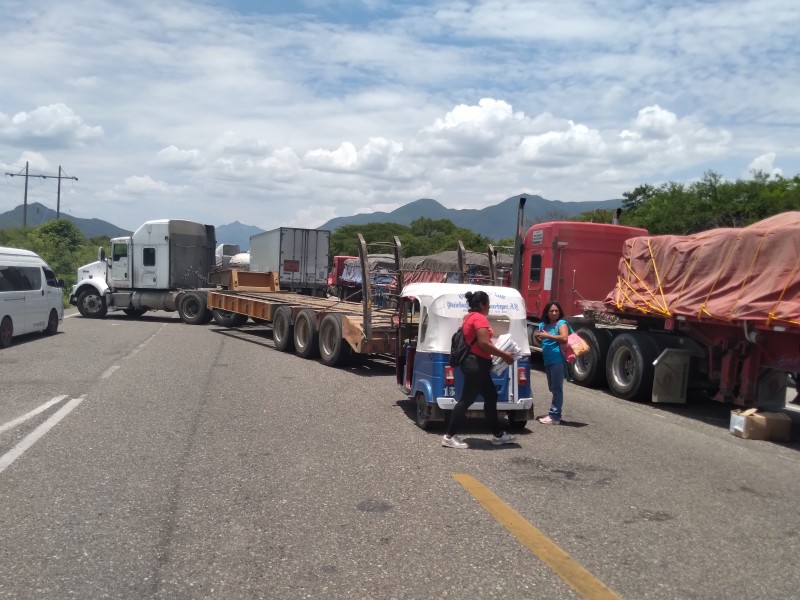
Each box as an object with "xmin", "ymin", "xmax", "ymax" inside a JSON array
[{"xmin": 1, "ymin": 310, "xmax": 800, "ymax": 599}]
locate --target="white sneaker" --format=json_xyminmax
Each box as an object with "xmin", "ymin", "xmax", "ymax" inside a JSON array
[
  {"xmin": 442, "ymin": 435, "xmax": 468, "ymax": 449},
  {"xmin": 491, "ymin": 432, "xmax": 516, "ymax": 446}
]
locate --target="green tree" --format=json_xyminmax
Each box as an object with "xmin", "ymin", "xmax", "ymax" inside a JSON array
[
  {"xmin": 26, "ymin": 220, "xmax": 87, "ymax": 282},
  {"xmin": 620, "ymin": 171, "xmax": 800, "ymax": 234},
  {"xmin": 0, "ymin": 220, "xmax": 108, "ymax": 306},
  {"xmin": 329, "ymin": 218, "xmax": 496, "ymax": 261}
]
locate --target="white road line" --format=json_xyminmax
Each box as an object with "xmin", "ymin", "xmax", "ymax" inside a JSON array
[
  {"xmin": 100, "ymin": 365, "xmax": 120, "ymax": 379},
  {"xmin": 0, "ymin": 396, "xmax": 85, "ymax": 474},
  {"xmin": 0, "ymin": 395, "xmax": 69, "ymax": 435}
]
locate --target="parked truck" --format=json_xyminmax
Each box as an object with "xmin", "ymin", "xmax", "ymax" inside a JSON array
[
  {"xmin": 249, "ymin": 227, "xmax": 330, "ymax": 296},
  {"xmin": 508, "ymin": 198, "xmax": 800, "ymax": 408},
  {"xmin": 70, "ymin": 219, "xmax": 276, "ymax": 324}
]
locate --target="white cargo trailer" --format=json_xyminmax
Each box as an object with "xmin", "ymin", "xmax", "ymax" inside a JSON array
[{"xmin": 249, "ymin": 228, "xmax": 330, "ymax": 296}]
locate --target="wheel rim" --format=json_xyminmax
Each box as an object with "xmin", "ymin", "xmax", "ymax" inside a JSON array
[
  {"xmin": 573, "ymin": 354, "xmax": 592, "ymax": 378},
  {"xmin": 183, "ymin": 297, "xmax": 200, "ymax": 318},
  {"xmin": 610, "ymin": 347, "xmax": 635, "ymax": 390},
  {"xmin": 320, "ymin": 320, "xmax": 336, "ymax": 356},
  {"xmin": 295, "ymin": 315, "xmax": 310, "ymax": 351},
  {"xmin": 83, "ymin": 294, "xmax": 102, "ymax": 313},
  {"xmin": 274, "ymin": 312, "xmax": 288, "ymax": 343}
]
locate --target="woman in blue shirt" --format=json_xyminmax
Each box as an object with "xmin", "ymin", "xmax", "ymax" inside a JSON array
[{"xmin": 533, "ymin": 301, "xmax": 569, "ymax": 424}]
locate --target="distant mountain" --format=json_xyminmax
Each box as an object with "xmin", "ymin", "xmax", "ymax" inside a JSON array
[
  {"xmin": 1, "ymin": 195, "xmax": 624, "ymax": 244},
  {"xmin": 318, "ymin": 195, "xmax": 623, "ymax": 240},
  {"xmin": 216, "ymin": 221, "xmax": 266, "ymax": 251},
  {"xmin": 0, "ymin": 202, "xmax": 130, "ymax": 238}
]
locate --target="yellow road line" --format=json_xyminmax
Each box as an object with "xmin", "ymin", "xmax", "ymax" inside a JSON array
[{"xmin": 453, "ymin": 473, "xmax": 622, "ymax": 600}]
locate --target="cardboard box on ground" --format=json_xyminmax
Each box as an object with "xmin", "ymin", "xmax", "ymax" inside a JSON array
[{"xmin": 730, "ymin": 408, "xmax": 792, "ymax": 442}]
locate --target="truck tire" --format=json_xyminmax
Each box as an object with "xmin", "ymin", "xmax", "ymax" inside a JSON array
[
  {"xmin": 123, "ymin": 308, "xmax": 148, "ymax": 318},
  {"xmin": 416, "ymin": 392, "xmax": 433, "ymax": 430},
  {"xmin": 44, "ymin": 309, "xmax": 59, "ymax": 335},
  {"xmin": 177, "ymin": 291, "xmax": 212, "ymax": 325},
  {"xmin": 570, "ymin": 328, "xmax": 613, "ymax": 387},
  {"xmin": 211, "ymin": 309, "xmax": 248, "ymax": 328},
  {"xmin": 77, "ymin": 289, "xmax": 108, "ymax": 318},
  {"xmin": 605, "ymin": 332, "xmax": 659, "ymax": 401},
  {"xmin": 272, "ymin": 306, "xmax": 295, "ymax": 352},
  {"xmin": 0, "ymin": 316, "xmax": 12, "ymax": 348},
  {"xmin": 318, "ymin": 313, "xmax": 353, "ymax": 366},
  {"xmin": 293, "ymin": 308, "xmax": 320, "ymax": 359}
]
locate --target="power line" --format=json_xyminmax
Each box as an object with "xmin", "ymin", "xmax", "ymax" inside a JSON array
[{"xmin": 4, "ymin": 162, "xmax": 79, "ymax": 227}]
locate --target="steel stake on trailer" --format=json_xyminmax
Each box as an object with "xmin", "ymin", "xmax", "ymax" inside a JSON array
[{"xmin": 357, "ymin": 233, "xmax": 372, "ymax": 343}]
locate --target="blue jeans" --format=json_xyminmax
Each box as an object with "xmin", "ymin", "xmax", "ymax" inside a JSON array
[{"xmin": 544, "ymin": 361, "xmax": 565, "ymax": 419}]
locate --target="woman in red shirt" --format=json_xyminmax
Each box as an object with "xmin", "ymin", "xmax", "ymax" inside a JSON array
[{"xmin": 442, "ymin": 290, "xmax": 516, "ymax": 449}]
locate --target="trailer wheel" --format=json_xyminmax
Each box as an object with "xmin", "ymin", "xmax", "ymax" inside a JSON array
[
  {"xmin": 416, "ymin": 393, "xmax": 433, "ymax": 430},
  {"xmin": 293, "ymin": 308, "xmax": 320, "ymax": 359},
  {"xmin": 122, "ymin": 308, "xmax": 148, "ymax": 318},
  {"xmin": 272, "ymin": 306, "xmax": 294, "ymax": 352},
  {"xmin": 211, "ymin": 309, "xmax": 248, "ymax": 328},
  {"xmin": 177, "ymin": 291, "xmax": 212, "ymax": 325},
  {"xmin": 77, "ymin": 289, "xmax": 108, "ymax": 318},
  {"xmin": 570, "ymin": 328, "xmax": 613, "ymax": 387},
  {"xmin": 605, "ymin": 332, "xmax": 658, "ymax": 401},
  {"xmin": 0, "ymin": 316, "xmax": 13, "ymax": 348},
  {"xmin": 319, "ymin": 313, "xmax": 353, "ymax": 366}
]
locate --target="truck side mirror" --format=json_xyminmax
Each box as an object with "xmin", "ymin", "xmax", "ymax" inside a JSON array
[
  {"xmin": 98, "ymin": 246, "xmax": 106, "ymax": 261},
  {"xmin": 57, "ymin": 279, "xmax": 66, "ymax": 288}
]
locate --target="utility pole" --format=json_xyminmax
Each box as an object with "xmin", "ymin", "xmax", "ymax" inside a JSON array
[
  {"xmin": 55, "ymin": 166, "xmax": 78, "ymax": 218},
  {"xmin": 4, "ymin": 163, "xmax": 79, "ymax": 227}
]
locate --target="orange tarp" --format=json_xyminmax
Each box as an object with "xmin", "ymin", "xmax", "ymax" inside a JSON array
[{"xmin": 605, "ymin": 212, "xmax": 800, "ymax": 328}]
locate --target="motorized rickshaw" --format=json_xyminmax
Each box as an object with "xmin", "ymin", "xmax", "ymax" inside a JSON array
[{"xmin": 396, "ymin": 283, "xmax": 534, "ymax": 429}]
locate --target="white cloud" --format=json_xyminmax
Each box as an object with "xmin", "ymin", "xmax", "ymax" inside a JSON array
[
  {"xmin": 110, "ymin": 175, "xmax": 186, "ymax": 197},
  {"xmin": 154, "ymin": 145, "xmax": 202, "ymax": 168},
  {"xmin": 746, "ymin": 153, "xmax": 782, "ymax": 178},
  {"xmin": 0, "ymin": 104, "xmax": 103, "ymax": 148},
  {"xmin": 0, "ymin": 0, "xmax": 797, "ymax": 232}
]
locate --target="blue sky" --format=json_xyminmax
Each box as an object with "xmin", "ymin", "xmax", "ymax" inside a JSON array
[{"xmin": 1, "ymin": 0, "xmax": 798, "ymax": 232}]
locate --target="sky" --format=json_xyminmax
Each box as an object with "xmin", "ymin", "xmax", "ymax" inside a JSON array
[{"xmin": 1, "ymin": 0, "xmax": 798, "ymax": 232}]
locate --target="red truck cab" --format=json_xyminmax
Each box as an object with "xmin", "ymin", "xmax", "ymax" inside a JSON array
[{"xmin": 521, "ymin": 221, "xmax": 647, "ymax": 321}]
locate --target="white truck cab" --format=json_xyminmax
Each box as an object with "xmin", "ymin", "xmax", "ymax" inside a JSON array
[{"xmin": 70, "ymin": 219, "xmax": 216, "ymax": 321}]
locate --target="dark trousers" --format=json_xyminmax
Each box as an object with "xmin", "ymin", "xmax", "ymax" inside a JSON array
[{"xmin": 446, "ymin": 354, "xmax": 502, "ymax": 437}]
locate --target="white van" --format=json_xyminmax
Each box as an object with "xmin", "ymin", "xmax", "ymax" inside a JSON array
[{"xmin": 0, "ymin": 247, "xmax": 65, "ymax": 348}]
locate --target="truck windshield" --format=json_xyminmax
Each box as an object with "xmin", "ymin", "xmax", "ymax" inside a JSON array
[{"xmin": 112, "ymin": 244, "xmax": 128, "ymax": 261}]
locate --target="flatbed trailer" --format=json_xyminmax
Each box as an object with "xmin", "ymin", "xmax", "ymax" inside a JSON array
[{"xmin": 206, "ymin": 234, "xmax": 400, "ymax": 366}]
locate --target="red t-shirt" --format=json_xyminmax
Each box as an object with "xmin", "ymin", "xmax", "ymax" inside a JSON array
[{"xmin": 462, "ymin": 312, "xmax": 492, "ymax": 359}]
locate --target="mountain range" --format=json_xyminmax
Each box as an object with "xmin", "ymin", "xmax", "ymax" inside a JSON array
[
  {"xmin": 317, "ymin": 195, "xmax": 622, "ymax": 241},
  {"xmin": 0, "ymin": 202, "xmax": 131, "ymax": 238},
  {"xmin": 0, "ymin": 195, "xmax": 623, "ymax": 250}
]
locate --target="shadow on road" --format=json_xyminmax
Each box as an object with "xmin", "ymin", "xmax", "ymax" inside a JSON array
[
  {"xmin": 208, "ymin": 325, "xmax": 396, "ymax": 378},
  {"xmin": 529, "ymin": 354, "xmax": 800, "ymax": 448}
]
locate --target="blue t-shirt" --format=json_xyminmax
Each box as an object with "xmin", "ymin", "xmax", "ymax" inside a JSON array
[{"xmin": 539, "ymin": 319, "xmax": 568, "ymax": 366}]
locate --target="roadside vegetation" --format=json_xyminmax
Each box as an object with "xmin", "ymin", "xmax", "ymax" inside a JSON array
[{"xmin": 1, "ymin": 170, "xmax": 797, "ymax": 307}]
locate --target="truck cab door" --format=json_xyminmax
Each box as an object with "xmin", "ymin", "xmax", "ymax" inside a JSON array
[
  {"xmin": 526, "ymin": 251, "xmax": 544, "ymax": 317},
  {"xmin": 138, "ymin": 246, "xmax": 159, "ymax": 288},
  {"xmin": 110, "ymin": 241, "xmax": 131, "ymax": 289}
]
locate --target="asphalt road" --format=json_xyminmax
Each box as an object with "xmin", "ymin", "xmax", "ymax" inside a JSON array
[{"xmin": 1, "ymin": 310, "xmax": 800, "ymax": 600}]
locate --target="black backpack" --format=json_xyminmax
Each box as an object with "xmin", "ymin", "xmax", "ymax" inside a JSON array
[{"xmin": 448, "ymin": 316, "xmax": 476, "ymax": 368}]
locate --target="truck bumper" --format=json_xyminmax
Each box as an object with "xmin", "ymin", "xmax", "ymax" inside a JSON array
[{"xmin": 435, "ymin": 397, "xmax": 534, "ymax": 411}]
